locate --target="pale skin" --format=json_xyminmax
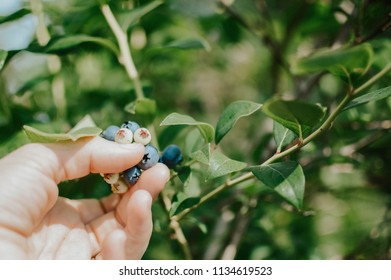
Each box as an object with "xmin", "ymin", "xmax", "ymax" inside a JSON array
[{"xmin": 0, "ymin": 137, "xmax": 170, "ymax": 259}]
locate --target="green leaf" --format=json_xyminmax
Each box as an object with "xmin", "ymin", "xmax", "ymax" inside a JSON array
[
  {"xmin": 273, "ymin": 121, "xmax": 297, "ymax": 153},
  {"xmin": 344, "ymin": 86, "xmax": 391, "ymax": 111},
  {"xmin": 215, "ymin": 100, "xmax": 262, "ymax": 144},
  {"xmin": 23, "ymin": 115, "xmax": 101, "ymax": 143},
  {"xmin": 251, "ymin": 161, "xmax": 305, "ymax": 209},
  {"xmin": 0, "ymin": 50, "xmax": 7, "ymax": 71},
  {"xmin": 262, "ymin": 98, "xmax": 326, "ymax": 138},
  {"xmin": 164, "ymin": 38, "xmax": 211, "ymax": 51},
  {"xmin": 177, "ymin": 166, "xmax": 192, "ymax": 186},
  {"xmin": 122, "ymin": 0, "xmax": 163, "ymax": 30},
  {"xmin": 0, "ymin": 9, "xmax": 30, "ymax": 25},
  {"xmin": 33, "ymin": 35, "xmax": 119, "ymax": 55},
  {"xmin": 291, "ymin": 43, "xmax": 374, "ymax": 84},
  {"xmin": 125, "ymin": 98, "xmax": 157, "ymax": 125},
  {"xmin": 190, "ymin": 144, "xmax": 210, "ymax": 165},
  {"xmin": 160, "ymin": 113, "xmax": 214, "ymax": 143},
  {"xmin": 186, "ymin": 217, "xmax": 208, "ymax": 234},
  {"xmin": 170, "ymin": 193, "xmax": 200, "ymax": 217},
  {"xmin": 207, "ymin": 150, "xmax": 247, "ymax": 179}
]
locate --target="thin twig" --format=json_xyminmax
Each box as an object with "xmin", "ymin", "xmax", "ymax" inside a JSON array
[
  {"xmin": 360, "ymin": 13, "xmax": 391, "ymax": 44},
  {"xmin": 100, "ymin": 4, "xmax": 144, "ymax": 99}
]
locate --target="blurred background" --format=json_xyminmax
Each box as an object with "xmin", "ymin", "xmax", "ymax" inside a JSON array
[{"xmin": 0, "ymin": 0, "xmax": 391, "ymax": 259}]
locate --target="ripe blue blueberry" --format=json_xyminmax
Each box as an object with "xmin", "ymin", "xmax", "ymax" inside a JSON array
[
  {"xmin": 123, "ymin": 166, "xmax": 142, "ymax": 185},
  {"xmin": 137, "ymin": 144, "xmax": 160, "ymax": 170},
  {"xmin": 100, "ymin": 125, "xmax": 120, "ymax": 141},
  {"xmin": 161, "ymin": 144, "xmax": 183, "ymax": 169},
  {"xmin": 121, "ymin": 121, "xmax": 140, "ymax": 133}
]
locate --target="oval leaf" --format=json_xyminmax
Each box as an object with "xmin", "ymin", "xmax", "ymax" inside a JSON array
[
  {"xmin": 215, "ymin": 100, "xmax": 262, "ymax": 144},
  {"xmin": 344, "ymin": 86, "xmax": 391, "ymax": 111},
  {"xmin": 291, "ymin": 43, "xmax": 374, "ymax": 84},
  {"xmin": 190, "ymin": 144, "xmax": 210, "ymax": 165},
  {"xmin": 250, "ymin": 161, "xmax": 305, "ymax": 209},
  {"xmin": 0, "ymin": 50, "xmax": 7, "ymax": 71},
  {"xmin": 164, "ymin": 38, "xmax": 211, "ymax": 51},
  {"xmin": 262, "ymin": 98, "xmax": 325, "ymax": 138},
  {"xmin": 273, "ymin": 121, "xmax": 297, "ymax": 153},
  {"xmin": 23, "ymin": 115, "xmax": 101, "ymax": 143},
  {"xmin": 160, "ymin": 113, "xmax": 214, "ymax": 143},
  {"xmin": 30, "ymin": 35, "xmax": 119, "ymax": 55},
  {"xmin": 170, "ymin": 193, "xmax": 201, "ymax": 217},
  {"xmin": 0, "ymin": 9, "xmax": 31, "ymax": 25},
  {"xmin": 125, "ymin": 98, "xmax": 157, "ymax": 125},
  {"xmin": 207, "ymin": 150, "xmax": 247, "ymax": 179},
  {"xmin": 122, "ymin": 0, "xmax": 163, "ymax": 30}
]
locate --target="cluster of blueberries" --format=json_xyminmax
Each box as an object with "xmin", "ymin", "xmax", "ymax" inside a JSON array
[{"xmin": 100, "ymin": 120, "xmax": 182, "ymax": 194}]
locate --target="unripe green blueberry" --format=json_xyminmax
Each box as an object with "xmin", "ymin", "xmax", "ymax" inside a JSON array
[
  {"xmin": 102, "ymin": 173, "xmax": 120, "ymax": 184},
  {"xmin": 111, "ymin": 178, "xmax": 129, "ymax": 194},
  {"xmin": 133, "ymin": 128, "xmax": 152, "ymax": 145},
  {"xmin": 115, "ymin": 128, "xmax": 133, "ymax": 144}
]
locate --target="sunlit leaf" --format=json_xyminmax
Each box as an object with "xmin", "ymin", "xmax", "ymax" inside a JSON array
[
  {"xmin": 262, "ymin": 98, "xmax": 325, "ymax": 138},
  {"xmin": 23, "ymin": 115, "xmax": 101, "ymax": 143},
  {"xmin": 215, "ymin": 100, "xmax": 262, "ymax": 144},
  {"xmin": 207, "ymin": 150, "xmax": 247, "ymax": 179},
  {"xmin": 190, "ymin": 144, "xmax": 210, "ymax": 165},
  {"xmin": 251, "ymin": 161, "xmax": 305, "ymax": 209},
  {"xmin": 292, "ymin": 43, "xmax": 374, "ymax": 84},
  {"xmin": 344, "ymin": 86, "xmax": 391, "ymax": 111},
  {"xmin": 160, "ymin": 113, "xmax": 214, "ymax": 143}
]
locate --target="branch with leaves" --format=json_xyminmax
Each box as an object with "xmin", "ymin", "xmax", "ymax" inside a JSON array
[{"xmin": 163, "ymin": 44, "xmax": 391, "ymax": 223}]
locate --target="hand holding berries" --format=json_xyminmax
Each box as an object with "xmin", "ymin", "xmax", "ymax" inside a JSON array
[
  {"xmin": 100, "ymin": 121, "xmax": 159, "ymax": 193},
  {"xmin": 0, "ymin": 135, "xmax": 170, "ymax": 259}
]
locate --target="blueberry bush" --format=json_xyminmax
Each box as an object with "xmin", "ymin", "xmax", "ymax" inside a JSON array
[{"xmin": 1, "ymin": 0, "xmax": 391, "ymax": 259}]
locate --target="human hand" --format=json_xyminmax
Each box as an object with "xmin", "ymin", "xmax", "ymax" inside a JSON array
[{"xmin": 0, "ymin": 137, "xmax": 170, "ymax": 259}]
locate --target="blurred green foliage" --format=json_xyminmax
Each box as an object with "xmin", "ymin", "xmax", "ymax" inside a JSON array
[{"xmin": 1, "ymin": 0, "xmax": 391, "ymax": 260}]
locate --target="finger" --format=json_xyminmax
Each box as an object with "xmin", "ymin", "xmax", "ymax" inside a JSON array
[
  {"xmin": 115, "ymin": 163, "xmax": 169, "ymax": 226},
  {"xmin": 97, "ymin": 229, "xmax": 127, "ymax": 260},
  {"xmin": 45, "ymin": 137, "xmax": 145, "ymax": 182},
  {"xmin": 90, "ymin": 190, "xmax": 153, "ymax": 260},
  {"xmin": 123, "ymin": 190, "xmax": 153, "ymax": 259},
  {"xmin": 130, "ymin": 163, "xmax": 170, "ymax": 199}
]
